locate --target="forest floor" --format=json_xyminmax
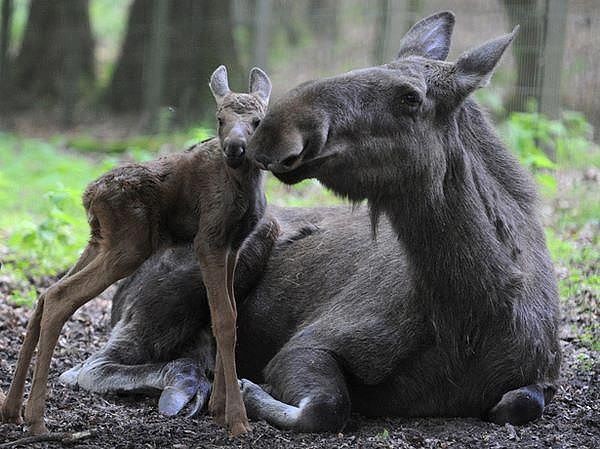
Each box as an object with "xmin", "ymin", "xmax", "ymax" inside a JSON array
[
  {"xmin": 0, "ymin": 168, "xmax": 598, "ymax": 448},
  {"xmin": 0, "ymin": 283, "xmax": 598, "ymax": 449}
]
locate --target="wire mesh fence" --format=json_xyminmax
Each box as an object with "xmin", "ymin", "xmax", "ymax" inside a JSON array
[{"xmin": 0, "ymin": 0, "xmax": 598, "ymax": 138}]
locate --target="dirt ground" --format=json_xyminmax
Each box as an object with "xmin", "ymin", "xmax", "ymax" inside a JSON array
[{"xmin": 0, "ymin": 286, "xmax": 598, "ymax": 449}]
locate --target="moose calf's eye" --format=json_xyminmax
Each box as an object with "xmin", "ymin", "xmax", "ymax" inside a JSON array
[
  {"xmin": 217, "ymin": 117, "xmax": 224, "ymax": 126},
  {"xmin": 252, "ymin": 118, "xmax": 261, "ymax": 128}
]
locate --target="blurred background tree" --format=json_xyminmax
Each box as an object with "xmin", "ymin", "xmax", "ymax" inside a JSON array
[
  {"xmin": 0, "ymin": 0, "xmax": 597, "ymax": 138},
  {"xmin": 4, "ymin": 0, "xmax": 95, "ymax": 119},
  {"xmin": 0, "ymin": 2, "xmax": 597, "ymax": 346},
  {"xmin": 105, "ymin": 0, "xmax": 243, "ymax": 124}
]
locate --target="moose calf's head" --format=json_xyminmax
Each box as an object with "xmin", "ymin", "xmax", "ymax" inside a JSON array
[
  {"xmin": 210, "ymin": 65, "xmax": 272, "ymax": 169},
  {"xmin": 248, "ymin": 11, "xmax": 517, "ymax": 202}
]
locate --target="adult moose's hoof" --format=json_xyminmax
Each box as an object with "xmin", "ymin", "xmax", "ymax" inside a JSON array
[
  {"xmin": 159, "ymin": 374, "xmax": 212, "ymax": 418},
  {"xmin": 239, "ymin": 378, "xmax": 269, "ymax": 422},
  {"xmin": 185, "ymin": 379, "xmax": 212, "ymax": 418},
  {"xmin": 58, "ymin": 363, "xmax": 82, "ymax": 387},
  {"xmin": 487, "ymin": 384, "xmax": 554, "ymax": 425}
]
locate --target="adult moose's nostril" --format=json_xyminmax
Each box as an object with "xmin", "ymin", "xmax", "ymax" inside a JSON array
[
  {"xmin": 280, "ymin": 153, "xmax": 301, "ymax": 169},
  {"xmin": 253, "ymin": 155, "xmax": 270, "ymax": 170}
]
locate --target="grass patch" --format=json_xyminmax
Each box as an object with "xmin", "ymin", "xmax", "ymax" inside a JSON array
[
  {"xmin": 0, "ymin": 111, "xmax": 597, "ymax": 321},
  {"xmin": 0, "ymin": 131, "xmax": 341, "ymax": 305}
]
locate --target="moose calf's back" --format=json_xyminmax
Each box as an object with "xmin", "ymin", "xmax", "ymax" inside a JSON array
[{"xmin": 83, "ymin": 140, "xmax": 243, "ymax": 247}]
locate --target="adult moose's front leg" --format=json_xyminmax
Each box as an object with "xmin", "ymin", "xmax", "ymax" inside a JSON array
[
  {"xmin": 197, "ymin": 249, "xmax": 250, "ymax": 437},
  {"xmin": 241, "ymin": 345, "xmax": 351, "ymax": 432}
]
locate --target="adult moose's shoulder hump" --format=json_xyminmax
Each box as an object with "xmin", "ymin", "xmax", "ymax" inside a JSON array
[{"xmin": 247, "ymin": 10, "xmax": 560, "ymax": 429}]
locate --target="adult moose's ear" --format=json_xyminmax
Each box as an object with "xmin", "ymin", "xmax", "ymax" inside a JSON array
[
  {"xmin": 249, "ymin": 67, "xmax": 272, "ymax": 105},
  {"xmin": 454, "ymin": 26, "xmax": 519, "ymax": 96},
  {"xmin": 209, "ymin": 65, "xmax": 231, "ymax": 105},
  {"xmin": 396, "ymin": 11, "xmax": 455, "ymax": 61}
]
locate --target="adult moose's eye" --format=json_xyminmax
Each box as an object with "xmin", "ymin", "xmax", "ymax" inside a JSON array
[
  {"xmin": 217, "ymin": 117, "xmax": 224, "ymax": 127},
  {"xmin": 252, "ymin": 118, "xmax": 261, "ymax": 129},
  {"xmin": 400, "ymin": 91, "xmax": 421, "ymax": 107}
]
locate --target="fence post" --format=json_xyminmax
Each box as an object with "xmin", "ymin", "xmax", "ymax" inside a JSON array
[
  {"xmin": 0, "ymin": 0, "xmax": 11, "ymax": 82},
  {"xmin": 142, "ymin": 0, "xmax": 169, "ymax": 133},
  {"xmin": 253, "ymin": 0, "xmax": 272, "ymax": 70},
  {"xmin": 538, "ymin": 0, "xmax": 567, "ymax": 121}
]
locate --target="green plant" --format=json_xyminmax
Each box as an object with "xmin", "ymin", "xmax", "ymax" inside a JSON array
[
  {"xmin": 377, "ymin": 428, "xmax": 390, "ymax": 440},
  {"xmin": 0, "ymin": 133, "xmax": 119, "ymax": 305},
  {"xmin": 501, "ymin": 111, "xmax": 598, "ymax": 195},
  {"xmin": 501, "ymin": 111, "xmax": 559, "ymax": 193}
]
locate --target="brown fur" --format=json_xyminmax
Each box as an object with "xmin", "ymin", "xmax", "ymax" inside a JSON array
[{"xmin": 0, "ymin": 66, "xmax": 272, "ymax": 437}]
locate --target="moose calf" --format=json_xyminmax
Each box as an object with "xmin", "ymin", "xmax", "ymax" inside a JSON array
[{"xmin": 1, "ymin": 65, "xmax": 272, "ymax": 437}]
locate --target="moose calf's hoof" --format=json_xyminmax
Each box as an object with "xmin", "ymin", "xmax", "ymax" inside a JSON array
[
  {"xmin": 1, "ymin": 404, "xmax": 24, "ymax": 425},
  {"xmin": 228, "ymin": 419, "xmax": 251, "ymax": 437},
  {"xmin": 27, "ymin": 420, "xmax": 49, "ymax": 436}
]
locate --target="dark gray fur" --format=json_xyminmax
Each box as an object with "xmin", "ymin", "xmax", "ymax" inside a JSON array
[
  {"xmin": 246, "ymin": 11, "xmax": 560, "ymax": 430},
  {"xmin": 63, "ymin": 11, "xmax": 560, "ymax": 433}
]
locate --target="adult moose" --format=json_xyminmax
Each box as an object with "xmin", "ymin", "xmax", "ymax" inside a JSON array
[
  {"xmin": 245, "ymin": 11, "xmax": 560, "ymax": 430},
  {"xmin": 37, "ymin": 12, "xmax": 559, "ymax": 434},
  {"xmin": 1, "ymin": 66, "xmax": 272, "ymax": 437}
]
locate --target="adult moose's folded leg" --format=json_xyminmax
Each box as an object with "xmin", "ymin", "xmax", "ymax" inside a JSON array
[{"xmin": 241, "ymin": 346, "xmax": 350, "ymax": 432}]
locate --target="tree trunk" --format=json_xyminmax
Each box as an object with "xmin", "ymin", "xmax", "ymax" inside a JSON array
[
  {"xmin": 106, "ymin": 0, "xmax": 243, "ymax": 124},
  {"xmin": 103, "ymin": 0, "xmax": 152, "ymax": 112},
  {"xmin": 12, "ymin": 0, "xmax": 94, "ymax": 107},
  {"xmin": 0, "ymin": 0, "xmax": 12, "ymax": 84}
]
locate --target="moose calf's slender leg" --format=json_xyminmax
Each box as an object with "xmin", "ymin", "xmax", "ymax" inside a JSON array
[
  {"xmin": 1, "ymin": 295, "xmax": 45, "ymax": 424},
  {"xmin": 199, "ymin": 251, "xmax": 250, "ymax": 436},
  {"xmin": 209, "ymin": 352, "xmax": 226, "ymax": 425},
  {"xmin": 210, "ymin": 250, "xmax": 239, "ymax": 425},
  {"xmin": 226, "ymin": 251, "xmax": 238, "ymax": 316},
  {"xmin": 1, "ymin": 244, "xmax": 100, "ymax": 425},
  {"xmin": 24, "ymin": 249, "xmax": 144, "ymax": 434}
]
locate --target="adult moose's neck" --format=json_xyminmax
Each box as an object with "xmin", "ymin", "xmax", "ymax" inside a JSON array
[{"xmin": 380, "ymin": 103, "xmax": 534, "ymax": 308}]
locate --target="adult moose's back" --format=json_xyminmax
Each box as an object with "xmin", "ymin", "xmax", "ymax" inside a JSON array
[{"xmin": 247, "ymin": 11, "xmax": 560, "ymax": 429}]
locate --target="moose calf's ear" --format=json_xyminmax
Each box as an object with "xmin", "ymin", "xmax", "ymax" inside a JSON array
[
  {"xmin": 454, "ymin": 26, "xmax": 518, "ymax": 95},
  {"xmin": 209, "ymin": 65, "xmax": 231, "ymax": 104},
  {"xmin": 249, "ymin": 67, "xmax": 272, "ymax": 105},
  {"xmin": 396, "ymin": 11, "xmax": 455, "ymax": 61}
]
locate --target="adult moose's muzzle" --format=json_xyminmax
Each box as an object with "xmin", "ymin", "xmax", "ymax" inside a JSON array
[{"xmin": 248, "ymin": 121, "xmax": 306, "ymax": 173}]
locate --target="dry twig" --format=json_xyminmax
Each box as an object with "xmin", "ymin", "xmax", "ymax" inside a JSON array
[{"xmin": 0, "ymin": 429, "xmax": 96, "ymax": 448}]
